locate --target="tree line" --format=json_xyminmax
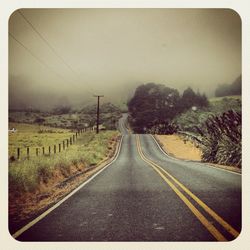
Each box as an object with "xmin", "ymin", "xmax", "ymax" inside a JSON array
[
  {"xmin": 128, "ymin": 83, "xmax": 208, "ymax": 133},
  {"xmin": 215, "ymin": 75, "xmax": 241, "ymax": 97}
]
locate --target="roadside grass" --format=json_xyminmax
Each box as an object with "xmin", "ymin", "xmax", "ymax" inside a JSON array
[{"xmin": 9, "ymin": 129, "xmax": 119, "ymax": 194}]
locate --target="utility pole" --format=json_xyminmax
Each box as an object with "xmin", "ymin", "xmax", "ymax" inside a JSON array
[{"xmin": 93, "ymin": 95, "xmax": 104, "ymax": 134}]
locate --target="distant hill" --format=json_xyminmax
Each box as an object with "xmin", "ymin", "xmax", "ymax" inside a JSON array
[{"xmin": 215, "ymin": 75, "xmax": 241, "ymax": 97}]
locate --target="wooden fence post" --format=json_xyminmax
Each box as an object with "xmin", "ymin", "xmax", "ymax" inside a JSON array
[
  {"xmin": 59, "ymin": 143, "xmax": 61, "ymax": 153},
  {"xmin": 27, "ymin": 147, "xmax": 29, "ymax": 159},
  {"xmin": 42, "ymin": 147, "xmax": 45, "ymax": 155},
  {"xmin": 49, "ymin": 146, "xmax": 51, "ymax": 155},
  {"xmin": 36, "ymin": 148, "xmax": 39, "ymax": 156},
  {"xmin": 70, "ymin": 137, "xmax": 72, "ymax": 145},
  {"xmin": 17, "ymin": 148, "xmax": 20, "ymax": 159},
  {"xmin": 73, "ymin": 135, "xmax": 75, "ymax": 143},
  {"xmin": 63, "ymin": 141, "xmax": 65, "ymax": 150},
  {"xmin": 54, "ymin": 145, "xmax": 56, "ymax": 154}
]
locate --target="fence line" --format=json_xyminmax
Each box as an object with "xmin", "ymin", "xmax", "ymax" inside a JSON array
[
  {"xmin": 177, "ymin": 131, "xmax": 204, "ymax": 145},
  {"xmin": 12, "ymin": 127, "xmax": 92, "ymax": 161}
]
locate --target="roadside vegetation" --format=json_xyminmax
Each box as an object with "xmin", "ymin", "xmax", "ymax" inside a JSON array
[
  {"xmin": 173, "ymin": 96, "xmax": 241, "ymax": 167},
  {"xmin": 128, "ymin": 81, "xmax": 241, "ymax": 168},
  {"xmin": 9, "ymin": 128, "xmax": 119, "ymax": 194},
  {"xmin": 174, "ymin": 96, "xmax": 241, "ymax": 133},
  {"xmin": 9, "ymin": 103, "xmax": 121, "ymax": 228},
  {"xmin": 9, "ymin": 103, "xmax": 122, "ymax": 194}
]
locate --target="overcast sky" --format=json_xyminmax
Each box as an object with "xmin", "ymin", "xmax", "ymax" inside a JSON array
[{"xmin": 9, "ymin": 8, "xmax": 241, "ymax": 110}]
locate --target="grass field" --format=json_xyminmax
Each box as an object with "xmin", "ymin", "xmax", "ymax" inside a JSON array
[
  {"xmin": 9, "ymin": 123, "xmax": 75, "ymax": 159},
  {"xmin": 9, "ymin": 123, "xmax": 119, "ymax": 193}
]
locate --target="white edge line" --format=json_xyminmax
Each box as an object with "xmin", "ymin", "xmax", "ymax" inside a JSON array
[
  {"xmin": 12, "ymin": 135, "xmax": 124, "ymax": 239},
  {"xmin": 150, "ymin": 134, "xmax": 241, "ymax": 176}
]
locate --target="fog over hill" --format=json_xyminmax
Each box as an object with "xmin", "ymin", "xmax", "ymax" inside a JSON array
[{"xmin": 9, "ymin": 9, "xmax": 241, "ymax": 110}]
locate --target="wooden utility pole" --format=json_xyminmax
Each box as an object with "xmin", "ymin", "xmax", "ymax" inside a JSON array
[{"xmin": 94, "ymin": 95, "xmax": 104, "ymax": 134}]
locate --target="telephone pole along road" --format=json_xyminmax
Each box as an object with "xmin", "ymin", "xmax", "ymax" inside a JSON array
[{"xmin": 14, "ymin": 114, "xmax": 241, "ymax": 241}]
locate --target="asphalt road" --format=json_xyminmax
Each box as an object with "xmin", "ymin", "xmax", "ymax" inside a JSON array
[{"xmin": 14, "ymin": 114, "xmax": 241, "ymax": 241}]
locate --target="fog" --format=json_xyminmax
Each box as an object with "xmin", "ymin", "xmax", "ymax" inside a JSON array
[{"xmin": 9, "ymin": 8, "xmax": 241, "ymax": 110}]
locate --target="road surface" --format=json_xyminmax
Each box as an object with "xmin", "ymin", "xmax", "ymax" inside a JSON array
[{"xmin": 13, "ymin": 114, "xmax": 241, "ymax": 241}]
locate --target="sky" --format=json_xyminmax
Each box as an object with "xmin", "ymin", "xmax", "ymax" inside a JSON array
[{"xmin": 9, "ymin": 8, "xmax": 241, "ymax": 110}]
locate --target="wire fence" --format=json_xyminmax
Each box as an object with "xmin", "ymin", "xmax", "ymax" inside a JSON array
[{"xmin": 9, "ymin": 127, "xmax": 92, "ymax": 161}]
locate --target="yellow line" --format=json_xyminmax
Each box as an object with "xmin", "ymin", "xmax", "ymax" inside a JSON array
[
  {"xmin": 137, "ymin": 135, "xmax": 239, "ymax": 238},
  {"xmin": 156, "ymin": 165, "xmax": 239, "ymax": 238},
  {"xmin": 135, "ymin": 135, "xmax": 227, "ymax": 241},
  {"xmin": 120, "ymin": 118, "xmax": 131, "ymax": 134},
  {"xmin": 125, "ymin": 122, "xmax": 131, "ymax": 134}
]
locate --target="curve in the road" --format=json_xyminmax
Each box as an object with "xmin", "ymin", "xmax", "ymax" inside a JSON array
[
  {"xmin": 136, "ymin": 134, "xmax": 240, "ymax": 241},
  {"xmin": 11, "ymin": 115, "xmax": 241, "ymax": 241}
]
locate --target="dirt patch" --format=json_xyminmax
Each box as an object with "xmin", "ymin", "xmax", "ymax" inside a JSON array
[
  {"xmin": 155, "ymin": 134, "xmax": 241, "ymax": 174},
  {"xmin": 155, "ymin": 134, "xmax": 202, "ymax": 161},
  {"xmin": 9, "ymin": 135, "xmax": 120, "ymax": 234}
]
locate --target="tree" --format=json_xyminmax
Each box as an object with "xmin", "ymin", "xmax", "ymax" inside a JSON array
[
  {"xmin": 34, "ymin": 117, "xmax": 46, "ymax": 129},
  {"xmin": 34, "ymin": 117, "xmax": 45, "ymax": 124},
  {"xmin": 52, "ymin": 105, "xmax": 71, "ymax": 115},
  {"xmin": 179, "ymin": 87, "xmax": 208, "ymax": 111},
  {"xmin": 128, "ymin": 83, "xmax": 180, "ymax": 133}
]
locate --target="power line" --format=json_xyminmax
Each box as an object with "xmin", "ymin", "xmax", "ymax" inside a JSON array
[
  {"xmin": 9, "ymin": 32, "xmax": 65, "ymax": 80},
  {"xmin": 17, "ymin": 10, "xmax": 94, "ymax": 96},
  {"xmin": 18, "ymin": 10, "xmax": 80, "ymax": 78}
]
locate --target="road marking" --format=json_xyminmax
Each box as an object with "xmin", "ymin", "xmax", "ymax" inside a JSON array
[
  {"xmin": 12, "ymin": 135, "xmax": 124, "ymax": 239},
  {"xmin": 156, "ymin": 165, "xmax": 240, "ymax": 238},
  {"xmin": 136, "ymin": 135, "xmax": 240, "ymax": 241},
  {"xmin": 150, "ymin": 134, "xmax": 241, "ymax": 176},
  {"xmin": 119, "ymin": 115, "xmax": 131, "ymax": 135},
  {"xmin": 124, "ymin": 120, "xmax": 132, "ymax": 134}
]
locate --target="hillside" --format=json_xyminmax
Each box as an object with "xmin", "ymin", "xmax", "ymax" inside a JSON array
[
  {"xmin": 9, "ymin": 102, "xmax": 122, "ymax": 130},
  {"xmin": 173, "ymin": 96, "xmax": 241, "ymax": 134}
]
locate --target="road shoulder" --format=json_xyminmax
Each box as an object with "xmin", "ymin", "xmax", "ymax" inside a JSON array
[
  {"xmin": 154, "ymin": 134, "xmax": 241, "ymax": 174},
  {"xmin": 9, "ymin": 134, "xmax": 122, "ymax": 235}
]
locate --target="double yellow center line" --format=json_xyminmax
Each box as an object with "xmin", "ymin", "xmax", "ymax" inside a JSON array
[{"xmin": 135, "ymin": 135, "xmax": 239, "ymax": 241}]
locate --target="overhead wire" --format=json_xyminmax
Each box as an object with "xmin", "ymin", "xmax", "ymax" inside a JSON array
[
  {"xmin": 18, "ymin": 10, "xmax": 80, "ymax": 79},
  {"xmin": 9, "ymin": 32, "xmax": 66, "ymax": 80},
  {"xmin": 11, "ymin": 10, "xmax": 95, "ymax": 95}
]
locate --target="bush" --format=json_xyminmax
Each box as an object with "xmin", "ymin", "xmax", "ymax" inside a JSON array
[
  {"xmin": 200, "ymin": 110, "xmax": 241, "ymax": 167},
  {"xmin": 148, "ymin": 122, "xmax": 179, "ymax": 135}
]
